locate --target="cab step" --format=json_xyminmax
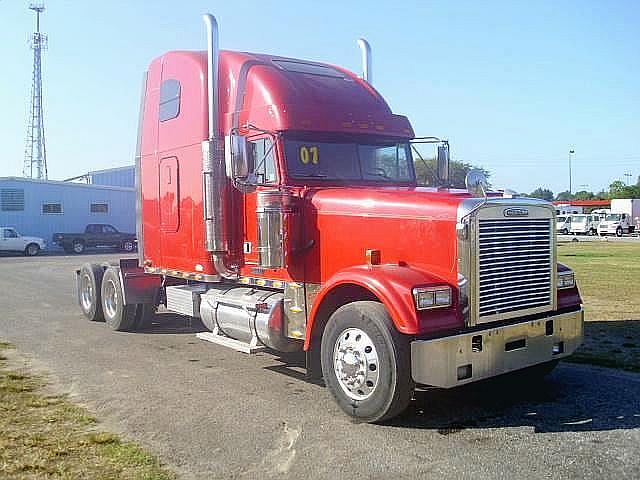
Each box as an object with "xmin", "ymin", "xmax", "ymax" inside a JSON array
[{"xmin": 196, "ymin": 331, "xmax": 265, "ymax": 354}]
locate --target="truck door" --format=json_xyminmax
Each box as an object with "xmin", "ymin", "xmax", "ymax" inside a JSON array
[
  {"xmin": 242, "ymin": 136, "xmax": 279, "ymax": 265},
  {"xmin": 1, "ymin": 228, "xmax": 21, "ymax": 251},
  {"xmin": 102, "ymin": 225, "xmax": 121, "ymax": 247}
]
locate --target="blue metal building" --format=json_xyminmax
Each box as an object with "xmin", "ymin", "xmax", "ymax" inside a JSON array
[{"xmin": 0, "ymin": 169, "xmax": 135, "ymax": 250}]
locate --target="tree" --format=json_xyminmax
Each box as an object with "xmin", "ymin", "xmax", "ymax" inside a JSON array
[
  {"xmin": 608, "ymin": 180, "xmax": 640, "ymax": 199},
  {"xmin": 555, "ymin": 191, "xmax": 573, "ymax": 201},
  {"xmin": 573, "ymin": 190, "xmax": 595, "ymax": 200},
  {"xmin": 529, "ymin": 187, "xmax": 554, "ymax": 201},
  {"xmin": 414, "ymin": 158, "xmax": 490, "ymax": 189}
]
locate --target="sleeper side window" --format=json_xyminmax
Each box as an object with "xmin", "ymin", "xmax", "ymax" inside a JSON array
[{"xmin": 159, "ymin": 79, "xmax": 181, "ymax": 122}]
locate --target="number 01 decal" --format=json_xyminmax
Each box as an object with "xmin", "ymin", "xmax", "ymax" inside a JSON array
[{"xmin": 299, "ymin": 146, "xmax": 319, "ymax": 165}]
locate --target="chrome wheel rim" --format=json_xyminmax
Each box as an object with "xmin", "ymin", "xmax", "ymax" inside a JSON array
[
  {"xmin": 333, "ymin": 328, "xmax": 379, "ymax": 401},
  {"xmin": 27, "ymin": 245, "xmax": 38, "ymax": 255},
  {"xmin": 124, "ymin": 241, "xmax": 133, "ymax": 251},
  {"xmin": 73, "ymin": 242, "xmax": 83, "ymax": 253},
  {"xmin": 103, "ymin": 279, "xmax": 118, "ymax": 319},
  {"xmin": 80, "ymin": 273, "xmax": 93, "ymax": 311}
]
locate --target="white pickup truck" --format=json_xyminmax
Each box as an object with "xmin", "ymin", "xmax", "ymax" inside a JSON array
[{"xmin": 0, "ymin": 227, "xmax": 46, "ymax": 256}]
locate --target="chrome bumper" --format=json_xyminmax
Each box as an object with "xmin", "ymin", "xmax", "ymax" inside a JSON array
[{"xmin": 410, "ymin": 308, "xmax": 584, "ymax": 388}]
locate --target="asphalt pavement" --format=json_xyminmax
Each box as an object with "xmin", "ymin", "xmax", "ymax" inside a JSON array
[{"xmin": 1, "ymin": 253, "xmax": 639, "ymax": 479}]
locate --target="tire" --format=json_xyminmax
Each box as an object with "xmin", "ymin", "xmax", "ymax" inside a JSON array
[
  {"xmin": 616, "ymin": 227, "xmax": 623, "ymax": 237},
  {"xmin": 320, "ymin": 301, "xmax": 413, "ymax": 423},
  {"xmin": 24, "ymin": 243, "xmax": 40, "ymax": 256},
  {"xmin": 78, "ymin": 263, "xmax": 104, "ymax": 321},
  {"xmin": 133, "ymin": 303, "xmax": 157, "ymax": 331},
  {"xmin": 72, "ymin": 240, "xmax": 85, "ymax": 254},
  {"xmin": 100, "ymin": 267, "xmax": 137, "ymax": 331},
  {"xmin": 561, "ymin": 228, "xmax": 568, "ymax": 235},
  {"xmin": 122, "ymin": 240, "xmax": 135, "ymax": 253}
]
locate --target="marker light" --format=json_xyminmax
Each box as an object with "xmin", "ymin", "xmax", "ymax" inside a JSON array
[{"xmin": 413, "ymin": 286, "xmax": 452, "ymax": 310}]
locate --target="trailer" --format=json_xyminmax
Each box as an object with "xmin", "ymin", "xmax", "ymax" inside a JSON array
[{"xmin": 75, "ymin": 14, "xmax": 583, "ymax": 423}]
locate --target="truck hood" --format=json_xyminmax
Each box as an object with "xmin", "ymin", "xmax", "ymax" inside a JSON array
[
  {"xmin": 22, "ymin": 236, "xmax": 45, "ymax": 244},
  {"xmin": 306, "ymin": 186, "xmax": 553, "ymax": 285},
  {"xmin": 306, "ymin": 186, "xmax": 473, "ymax": 284}
]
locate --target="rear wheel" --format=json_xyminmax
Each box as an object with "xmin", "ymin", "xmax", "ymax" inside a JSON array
[
  {"xmin": 78, "ymin": 263, "xmax": 104, "ymax": 321},
  {"xmin": 321, "ymin": 301, "xmax": 413, "ymax": 423},
  {"xmin": 24, "ymin": 243, "xmax": 40, "ymax": 256},
  {"xmin": 72, "ymin": 240, "xmax": 85, "ymax": 254},
  {"xmin": 101, "ymin": 267, "xmax": 137, "ymax": 331}
]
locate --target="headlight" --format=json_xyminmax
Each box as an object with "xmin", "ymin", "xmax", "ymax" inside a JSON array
[
  {"xmin": 557, "ymin": 270, "xmax": 575, "ymax": 289},
  {"xmin": 413, "ymin": 286, "xmax": 452, "ymax": 310}
]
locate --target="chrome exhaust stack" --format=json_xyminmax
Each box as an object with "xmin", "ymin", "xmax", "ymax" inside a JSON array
[
  {"xmin": 202, "ymin": 13, "xmax": 237, "ymax": 279},
  {"xmin": 357, "ymin": 38, "xmax": 372, "ymax": 84}
]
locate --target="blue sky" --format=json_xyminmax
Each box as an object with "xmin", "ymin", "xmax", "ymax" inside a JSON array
[{"xmin": 1, "ymin": 0, "xmax": 638, "ymax": 194}]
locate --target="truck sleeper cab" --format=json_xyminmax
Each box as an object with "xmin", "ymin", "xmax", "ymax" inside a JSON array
[{"xmin": 76, "ymin": 13, "xmax": 583, "ymax": 423}]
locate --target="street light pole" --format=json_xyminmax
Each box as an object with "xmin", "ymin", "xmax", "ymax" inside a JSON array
[{"xmin": 568, "ymin": 149, "xmax": 575, "ymax": 195}]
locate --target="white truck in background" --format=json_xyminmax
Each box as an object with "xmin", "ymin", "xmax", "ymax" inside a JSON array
[
  {"xmin": 598, "ymin": 199, "xmax": 640, "ymax": 236},
  {"xmin": 0, "ymin": 227, "xmax": 46, "ymax": 256}
]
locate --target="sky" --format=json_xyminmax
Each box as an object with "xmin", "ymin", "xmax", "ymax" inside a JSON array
[{"xmin": 0, "ymin": 0, "xmax": 638, "ymax": 194}]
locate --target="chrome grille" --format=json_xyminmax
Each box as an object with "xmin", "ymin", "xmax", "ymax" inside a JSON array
[{"xmin": 478, "ymin": 218, "xmax": 552, "ymax": 318}]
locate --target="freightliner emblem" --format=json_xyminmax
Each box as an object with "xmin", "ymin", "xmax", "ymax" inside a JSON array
[{"xmin": 504, "ymin": 207, "xmax": 529, "ymax": 217}]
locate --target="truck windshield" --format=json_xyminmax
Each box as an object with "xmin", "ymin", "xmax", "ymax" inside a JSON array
[
  {"xmin": 573, "ymin": 216, "xmax": 587, "ymax": 223},
  {"xmin": 605, "ymin": 214, "xmax": 621, "ymax": 221},
  {"xmin": 284, "ymin": 139, "xmax": 414, "ymax": 183}
]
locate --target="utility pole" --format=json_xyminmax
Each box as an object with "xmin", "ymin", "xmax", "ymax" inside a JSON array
[
  {"xmin": 568, "ymin": 149, "xmax": 575, "ymax": 195},
  {"xmin": 23, "ymin": 2, "xmax": 48, "ymax": 180}
]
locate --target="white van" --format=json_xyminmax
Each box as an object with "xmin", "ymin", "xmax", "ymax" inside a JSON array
[
  {"xmin": 556, "ymin": 215, "xmax": 572, "ymax": 234},
  {"xmin": 569, "ymin": 214, "xmax": 598, "ymax": 235}
]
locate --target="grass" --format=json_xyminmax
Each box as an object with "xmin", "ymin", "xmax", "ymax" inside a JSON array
[
  {"xmin": 558, "ymin": 240, "xmax": 640, "ymax": 372},
  {"xmin": 0, "ymin": 342, "xmax": 175, "ymax": 480}
]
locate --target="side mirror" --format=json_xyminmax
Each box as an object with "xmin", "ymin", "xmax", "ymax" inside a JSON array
[
  {"xmin": 225, "ymin": 134, "xmax": 249, "ymax": 179},
  {"xmin": 465, "ymin": 168, "xmax": 488, "ymax": 197},
  {"xmin": 436, "ymin": 143, "xmax": 450, "ymax": 186}
]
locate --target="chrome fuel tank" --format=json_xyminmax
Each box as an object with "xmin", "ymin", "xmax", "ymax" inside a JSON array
[{"xmin": 200, "ymin": 286, "xmax": 301, "ymax": 352}]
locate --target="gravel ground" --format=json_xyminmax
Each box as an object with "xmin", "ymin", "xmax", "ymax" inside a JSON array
[{"xmin": 1, "ymin": 253, "xmax": 639, "ymax": 479}]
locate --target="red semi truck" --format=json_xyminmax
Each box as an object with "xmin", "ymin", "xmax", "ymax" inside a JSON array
[{"xmin": 76, "ymin": 14, "xmax": 583, "ymax": 422}]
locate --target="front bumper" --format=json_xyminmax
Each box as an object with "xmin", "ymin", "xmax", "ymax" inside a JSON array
[{"xmin": 410, "ymin": 308, "xmax": 583, "ymax": 388}]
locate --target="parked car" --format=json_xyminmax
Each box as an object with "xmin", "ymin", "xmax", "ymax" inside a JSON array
[
  {"xmin": 0, "ymin": 227, "xmax": 46, "ymax": 256},
  {"xmin": 556, "ymin": 215, "xmax": 572, "ymax": 234},
  {"xmin": 569, "ymin": 214, "xmax": 599, "ymax": 235},
  {"xmin": 52, "ymin": 224, "xmax": 136, "ymax": 254}
]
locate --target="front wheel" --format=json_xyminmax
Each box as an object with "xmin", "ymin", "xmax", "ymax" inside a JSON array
[
  {"xmin": 122, "ymin": 240, "xmax": 135, "ymax": 252},
  {"xmin": 616, "ymin": 227, "xmax": 623, "ymax": 237},
  {"xmin": 321, "ymin": 301, "xmax": 413, "ymax": 423},
  {"xmin": 24, "ymin": 243, "xmax": 40, "ymax": 256}
]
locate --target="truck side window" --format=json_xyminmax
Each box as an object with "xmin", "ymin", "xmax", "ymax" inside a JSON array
[
  {"xmin": 249, "ymin": 138, "xmax": 277, "ymax": 184},
  {"xmin": 4, "ymin": 228, "xmax": 18, "ymax": 238},
  {"xmin": 159, "ymin": 79, "xmax": 181, "ymax": 122}
]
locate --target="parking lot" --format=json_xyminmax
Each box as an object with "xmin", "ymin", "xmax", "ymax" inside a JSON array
[{"xmin": 1, "ymin": 253, "xmax": 640, "ymax": 479}]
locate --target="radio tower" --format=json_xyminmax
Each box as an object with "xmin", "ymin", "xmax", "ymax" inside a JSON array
[{"xmin": 23, "ymin": 2, "xmax": 48, "ymax": 180}]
